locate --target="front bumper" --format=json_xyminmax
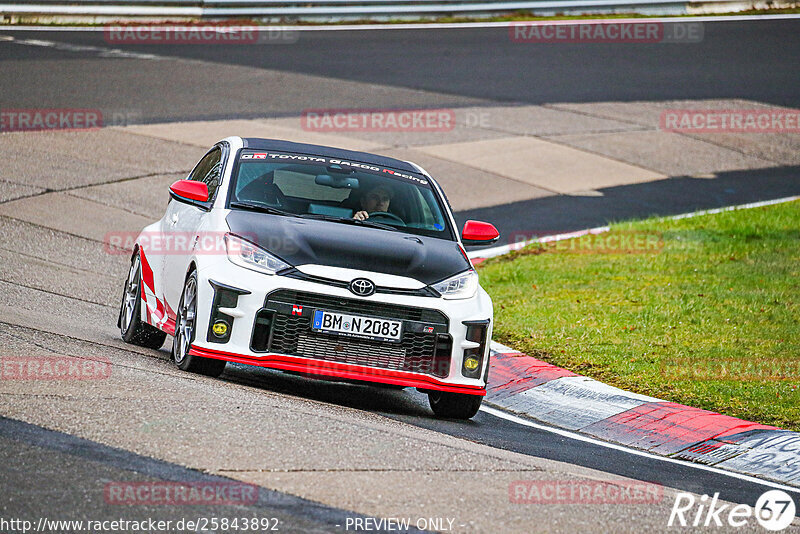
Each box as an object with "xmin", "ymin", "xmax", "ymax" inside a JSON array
[
  {"xmin": 188, "ymin": 345, "xmax": 485, "ymax": 395},
  {"xmin": 189, "ymin": 258, "xmax": 493, "ymax": 396}
]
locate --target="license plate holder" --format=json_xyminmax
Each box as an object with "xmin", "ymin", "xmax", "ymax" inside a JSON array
[{"xmin": 311, "ymin": 310, "xmax": 403, "ymax": 343}]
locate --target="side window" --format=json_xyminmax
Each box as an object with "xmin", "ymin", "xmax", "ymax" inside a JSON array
[{"xmin": 189, "ymin": 147, "xmax": 223, "ymax": 200}]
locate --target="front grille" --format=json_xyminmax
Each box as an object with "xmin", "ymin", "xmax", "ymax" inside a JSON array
[
  {"xmin": 266, "ymin": 289, "xmax": 447, "ymax": 323},
  {"xmin": 258, "ymin": 290, "xmax": 450, "ymax": 378},
  {"xmin": 297, "ymin": 333, "xmax": 406, "ymax": 369},
  {"xmin": 281, "ymin": 269, "xmax": 439, "ymax": 297}
]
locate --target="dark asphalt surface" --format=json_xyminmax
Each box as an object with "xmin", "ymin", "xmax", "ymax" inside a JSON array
[
  {"xmin": 2, "ymin": 19, "xmax": 800, "ymax": 119},
  {"xmin": 221, "ymin": 364, "xmax": 800, "ymax": 516},
  {"xmin": 2, "ymin": 19, "xmax": 800, "ymax": 528},
  {"xmin": 2, "ymin": 21, "xmax": 800, "ymax": 245},
  {"xmin": 4, "ymin": 362, "xmax": 796, "ymax": 533},
  {"xmin": 0, "ymin": 416, "xmax": 425, "ymax": 534},
  {"xmin": 458, "ymin": 165, "xmax": 800, "ymax": 250}
]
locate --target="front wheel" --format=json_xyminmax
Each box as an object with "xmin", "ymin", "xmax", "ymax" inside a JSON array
[
  {"xmin": 172, "ymin": 270, "xmax": 226, "ymax": 378},
  {"xmin": 119, "ymin": 250, "xmax": 167, "ymax": 349},
  {"xmin": 428, "ymin": 391, "xmax": 483, "ymax": 420}
]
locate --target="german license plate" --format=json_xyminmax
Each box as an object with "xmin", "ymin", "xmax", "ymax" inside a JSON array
[{"xmin": 312, "ymin": 310, "xmax": 402, "ymax": 343}]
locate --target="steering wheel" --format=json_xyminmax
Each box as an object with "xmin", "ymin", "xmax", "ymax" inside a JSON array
[{"xmin": 368, "ymin": 211, "xmax": 405, "ymax": 226}]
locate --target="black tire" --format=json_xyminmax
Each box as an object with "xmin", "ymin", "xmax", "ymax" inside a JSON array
[
  {"xmin": 119, "ymin": 250, "xmax": 167, "ymax": 350},
  {"xmin": 428, "ymin": 391, "xmax": 483, "ymax": 420},
  {"xmin": 172, "ymin": 270, "xmax": 226, "ymax": 378}
]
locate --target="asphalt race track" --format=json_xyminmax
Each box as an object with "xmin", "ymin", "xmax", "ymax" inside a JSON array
[
  {"xmin": 1, "ymin": 18, "xmax": 800, "ymax": 533},
  {"xmin": 2, "ymin": 20, "xmax": 800, "ymax": 241},
  {"xmin": 2, "ymin": 20, "xmax": 800, "ymax": 113}
]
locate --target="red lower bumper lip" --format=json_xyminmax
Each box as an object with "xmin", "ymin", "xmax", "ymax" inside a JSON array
[{"xmin": 189, "ymin": 345, "xmax": 486, "ymax": 396}]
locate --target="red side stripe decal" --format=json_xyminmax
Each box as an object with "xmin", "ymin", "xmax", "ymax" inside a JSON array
[
  {"xmin": 164, "ymin": 299, "xmax": 177, "ymax": 324},
  {"xmin": 162, "ymin": 317, "xmax": 176, "ymax": 335},
  {"xmin": 139, "ymin": 247, "xmax": 156, "ymax": 294},
  {"xmin": 155, "ymin": 297, "xmax": 166, "ymax": 321}
]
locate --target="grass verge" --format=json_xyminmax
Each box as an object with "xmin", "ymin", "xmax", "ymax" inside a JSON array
[{"xmin": 478, "ymin": 200, "xmax": 800, "ymax": 430}]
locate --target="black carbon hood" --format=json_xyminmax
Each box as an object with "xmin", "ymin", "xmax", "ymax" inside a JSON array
[{"xmin": 225, "ymin": 210, "xmax": 471, "ymax": 285}]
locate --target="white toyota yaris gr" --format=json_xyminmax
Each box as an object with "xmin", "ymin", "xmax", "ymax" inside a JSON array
[{"xmin": 118, "ymin": 137, "xmax": 499, "ymax": 419}]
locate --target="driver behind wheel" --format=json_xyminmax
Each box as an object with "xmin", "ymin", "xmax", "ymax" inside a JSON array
[{"xmin": 353, "ymin": 185, "xmax": 394, "ymax": 221}]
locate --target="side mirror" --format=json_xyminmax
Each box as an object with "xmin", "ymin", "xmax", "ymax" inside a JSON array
[
  {"xmin": 170, "ymin": 180, "xmax": 209, "ymax": 203},
  {"xmin": 462, "ymin": 220, "xmax": 500, "ymax": 245}
]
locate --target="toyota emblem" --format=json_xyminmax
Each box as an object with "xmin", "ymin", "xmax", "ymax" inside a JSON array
[{"xmin": 349, "ymin": 278, "xmax": 375, "ymax": 297}]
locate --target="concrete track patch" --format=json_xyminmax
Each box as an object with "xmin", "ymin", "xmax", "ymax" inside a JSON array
[
  {"xmin": 0, "ymin": 192, "xmax": 152, "ymax": 243},
  {"xmin": 415, "ymin": 136, "xmax": 665, "ymax": 194}
]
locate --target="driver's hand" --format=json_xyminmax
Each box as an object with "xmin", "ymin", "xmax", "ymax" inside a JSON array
[{"xmin": 354, "ymin": 210, "xmax": 369, "ymax": 221}]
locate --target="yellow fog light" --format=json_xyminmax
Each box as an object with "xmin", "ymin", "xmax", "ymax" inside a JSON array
[
  {"xmin": 464, "ymin": 356, "xmax": 480, "ymax": 371},
  {"xmin": 212, "ymin": 320, "xmax": 229, "ymax": 337}
]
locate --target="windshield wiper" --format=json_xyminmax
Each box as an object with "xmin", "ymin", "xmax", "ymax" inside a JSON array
[
  {"xmin": 303, "ymin": 213, "xmax": 399, "ymax": 232},
  {"xmin": 231, "ymin": 202, "xmax": 399, "ymax": 231},
  {"xmin": 350, "ymin": 218, "xmax": 400, "ymax": 232},
  {"xmin": 230, "ymin": 201, "xmax": 300, "ymax": 218}
]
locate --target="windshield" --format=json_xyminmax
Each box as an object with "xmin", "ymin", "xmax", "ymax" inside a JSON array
[{"xmin": 228, "ymin": 151, "xmax": 453, "ymax": 239}]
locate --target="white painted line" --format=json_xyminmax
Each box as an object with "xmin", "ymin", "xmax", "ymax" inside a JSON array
[
  {"xmin": 6, "ymin": 36, "xmax": 176, "ymax": 60},
  {"xmin": 480, "ymin": 405, "xmax": 800, "ymax": 493},
  {"xmin": 2, "ymin": 14, "xmax": 800, "ymax": 32},
  {"xmin": 469, "ymin": 195, "xmax": 800, "ymax": 261},
  {"xmin": 469, "ymin": 225, "xmax": 610, "ymax": 259},
  {"xmin": 665, "ymin": 195, "xmax": 800, "ymax": 221}
]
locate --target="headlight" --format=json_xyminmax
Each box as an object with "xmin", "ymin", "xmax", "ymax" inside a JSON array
[
  {"xmin": 432, "ymin": 270, "xmax": 479, "ymax": 300},
  {"xmin": 225, "ymin": 233, "xmax": 291, "ymax": 275}
]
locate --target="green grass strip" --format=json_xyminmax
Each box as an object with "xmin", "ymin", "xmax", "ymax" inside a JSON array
[{"xmin": 479, "ymin": 200, "xmax": 800, "ymax": 430}]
